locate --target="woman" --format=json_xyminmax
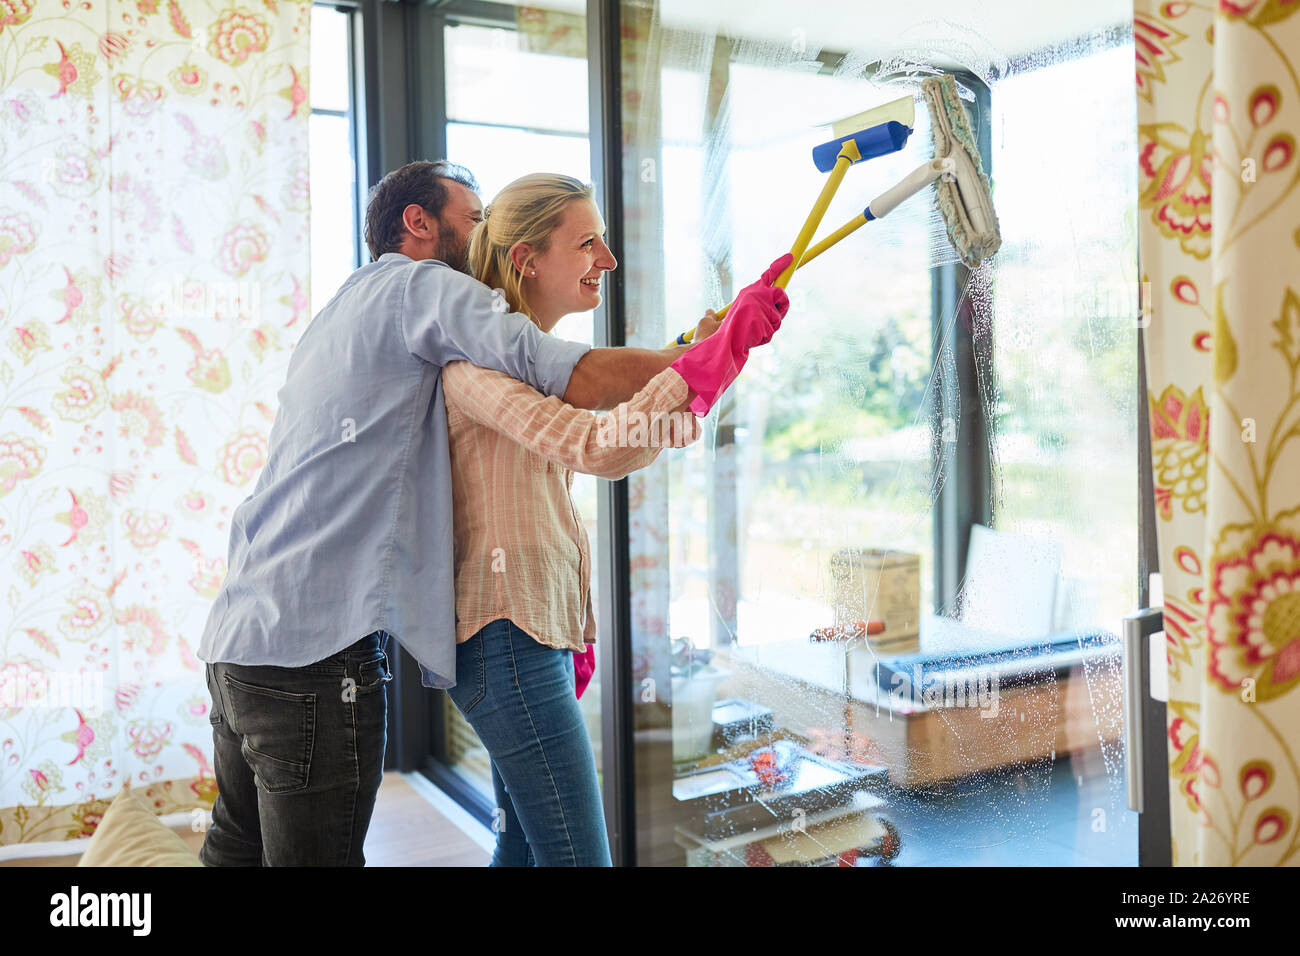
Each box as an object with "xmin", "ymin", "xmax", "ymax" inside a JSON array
[{"xmin": 442, "ymin": 172, "xmax": 789, "ymax": 866}]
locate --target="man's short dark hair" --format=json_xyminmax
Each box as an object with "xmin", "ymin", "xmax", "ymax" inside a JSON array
[{"xmin": 363, "ymin": 160, "xmax": 480, "ymax": 261}]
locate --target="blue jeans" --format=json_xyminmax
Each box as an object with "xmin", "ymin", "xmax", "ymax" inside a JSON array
[
  {"xmin": 448, "ymin": 618, "xmax": 611, "ymax": 866},
  {"xmin": 199, "ymin": 632, "xmax": 392, "ymax": 866}
]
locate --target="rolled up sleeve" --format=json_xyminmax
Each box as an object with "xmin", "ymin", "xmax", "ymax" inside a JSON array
[
  {"xmin": 443, "ymin": 362, "xmax": 700, "ymax": 480},
  {"xmin": 400, "ymin": 258, "xmax": 590, "ymax": 399}
]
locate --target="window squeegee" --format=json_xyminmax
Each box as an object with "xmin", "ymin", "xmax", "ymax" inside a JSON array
[{"xmin": 668, "ymin": 76, "xmax": 1001, "ymax": 347}]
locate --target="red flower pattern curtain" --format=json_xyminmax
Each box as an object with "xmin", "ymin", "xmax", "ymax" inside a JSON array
[{"xmin": 1136, "ymin": 0, "xmax": 1300, "ymax": 865}]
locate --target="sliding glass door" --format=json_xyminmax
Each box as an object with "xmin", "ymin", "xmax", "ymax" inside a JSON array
[{"xmin": 615, "ymin": 0, "xmax": 1141, "ymax": 866}]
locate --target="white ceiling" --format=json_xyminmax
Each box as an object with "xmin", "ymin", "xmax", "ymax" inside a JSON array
[{"xmin": 516, "ymin": 0, "xmax": 1131, "ymax": 75}]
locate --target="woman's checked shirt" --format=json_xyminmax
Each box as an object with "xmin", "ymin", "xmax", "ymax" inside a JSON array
[{"xmin": 442, "ymin": 361, "xmax": 701, "ymax": 652}]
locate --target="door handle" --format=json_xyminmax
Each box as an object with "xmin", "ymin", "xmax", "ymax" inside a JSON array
[{"xmin": 1122, "ymin": 607, "xmax": 1163, "ymax": 814}]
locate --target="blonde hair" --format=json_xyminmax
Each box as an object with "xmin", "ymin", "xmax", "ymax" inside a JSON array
[{"xmin": 466, "ymin": 173, "xmax": 595, "ymax": 321}]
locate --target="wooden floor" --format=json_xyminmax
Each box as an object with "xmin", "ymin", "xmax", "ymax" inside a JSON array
[
  {"xmin": 360, "ymin": 772, "xmax": 491, "ymax": 866},
  {"xmin": 0, "ymin": 772, "xmax": 492, "ymax": 867}
]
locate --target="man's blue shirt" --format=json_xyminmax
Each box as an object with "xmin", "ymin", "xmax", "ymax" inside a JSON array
[{"xmin": 196, "ymin": 253, "xmax": 590, "ymax": 688}]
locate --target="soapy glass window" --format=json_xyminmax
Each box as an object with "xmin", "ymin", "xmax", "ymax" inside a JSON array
[{"xmin": 619, "ymin": 2, "xmax": 1138, "ymax": 867}]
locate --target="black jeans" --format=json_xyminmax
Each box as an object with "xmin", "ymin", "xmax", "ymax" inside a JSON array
[{"xmin": 199, "ymin": 632, "xmax": 392, "ymax": 866}]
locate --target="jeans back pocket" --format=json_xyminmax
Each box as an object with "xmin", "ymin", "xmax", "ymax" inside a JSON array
[{"xmin": 221, "ymin": 673, "xmax": 316, "ymax": 794}]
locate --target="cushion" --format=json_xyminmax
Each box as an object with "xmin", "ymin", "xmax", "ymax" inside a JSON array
[{"xmin": 77, "ymin": 787, "xmax": 204, "ymax": 867}]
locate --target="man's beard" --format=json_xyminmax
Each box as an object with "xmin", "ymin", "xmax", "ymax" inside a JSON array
[{"xmin": 436, "ymin": 223, "xmax": 470, "ymax": 275}]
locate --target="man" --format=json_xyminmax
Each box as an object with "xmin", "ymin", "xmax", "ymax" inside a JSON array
[{"xmin": 196, "ymin": 160, "xmax": 713, "ymax": 866}]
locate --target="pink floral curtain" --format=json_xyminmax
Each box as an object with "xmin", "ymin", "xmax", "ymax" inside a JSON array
[
  {"xmin": 1136, "ymin": 0, "xmax": 1300, "ymax": 864},
  {"xmin": 0, "ymin": 0, "xmax": 310, "ymax": 848}
]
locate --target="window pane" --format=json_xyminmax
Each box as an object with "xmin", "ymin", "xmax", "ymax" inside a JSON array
[
  {"xmin": 446, "ymin": 23, "xmax": 588, "ymax": 133},
  {"xmin": 987, "ymin": 46, "xmax": 1139, "ymax": 636},
  {"xmin": 619, "ymin": 0, "xmax": 1138, "ymax": 868},
  {"xmin": 446, "ymin": 122, "xmax": 590, "ymax": 201},
  {"xmin": 310, "ymin": 4, "xmax": 351, "ymax": 112},
  {"xmin": 309, "ymin": 112, "xmax": 357, "ymax": 315}
]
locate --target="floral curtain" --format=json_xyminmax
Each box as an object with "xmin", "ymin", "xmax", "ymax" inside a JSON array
[
  {"xmin": 1135, "ymin": 0, "xmax": 1300, "ymax": 865},
  {"xmin": 0, "ymin": 0, "xmax": 310, "ymax": 848}
]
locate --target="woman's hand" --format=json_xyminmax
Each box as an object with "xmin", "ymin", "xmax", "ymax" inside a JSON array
[
  {"xmin": 692, "ymin": 309, "xmax": 721, "ymax": 343},
  {"xmin": 669, "ymin": 253, "xmax": 792, "ymax": 416}
]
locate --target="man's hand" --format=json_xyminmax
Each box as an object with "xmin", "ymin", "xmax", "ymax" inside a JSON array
[{"xmin": 692, "ymin": 309, "xmax": 721, "ymax": 344}]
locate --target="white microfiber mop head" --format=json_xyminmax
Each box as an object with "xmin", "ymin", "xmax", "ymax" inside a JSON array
[{"xmin": 921, "ymin": 74, "xmax": 1002, "ymax": 268}]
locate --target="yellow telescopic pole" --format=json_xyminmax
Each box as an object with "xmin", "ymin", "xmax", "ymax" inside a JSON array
[
  {"xmin": 667, "ymin": 139, "xmax": 863, "ymax": 348},
  {"xmin": 773, "ymin": 137, "xmax": 860, "ymax": 288},
  {"xmin": 666, "ymin": 207, "xmax": 869, "ymax": 346},
  {"xmin": 799, "ymin": 211, "xmax": 869, "ymax": 268}
]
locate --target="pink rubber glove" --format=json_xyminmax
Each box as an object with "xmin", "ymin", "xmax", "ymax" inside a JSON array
[
  {"xmin": 574, "ymin": 643, "xmax": 595, "ymax": 699},
  {"xmin": 671, "ymin": 253, "xmax": 792, "ymax": 416}
]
